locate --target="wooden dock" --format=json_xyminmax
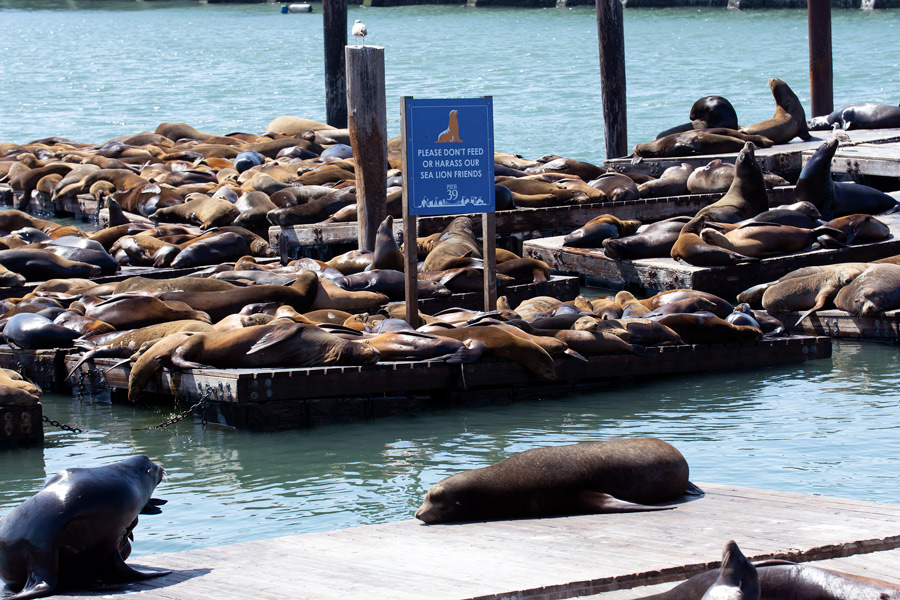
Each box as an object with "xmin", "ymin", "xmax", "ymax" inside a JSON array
[
  {"xmin": 270, "ymin": 189, "xmax": 795, "ymax": 261},
  {"xmin": 69, "ymin": 336, "xmax": 830, "ymax": 430},
  {"xmin": 765, "ymin": 309, "xmax": 900, "ymax": 341},
  {"xmin": 812, "ymin": 139, "xmax": 900, "ymax": 178},
  {"xmin": 523, "ymin": 214, "xmax": 900, "ymax": 299},
  {"xmin": 605, "ymin": 128, "xmax": 900, "ymax": 178},
  {"xmin": 59, "ymin": 483, "xmax": 900, "ymax": 600}
]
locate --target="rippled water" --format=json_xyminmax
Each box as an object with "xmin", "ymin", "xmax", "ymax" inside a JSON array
[{"xmin": 1, "ymin": 2, "xmax": 900, "ymax": 559}]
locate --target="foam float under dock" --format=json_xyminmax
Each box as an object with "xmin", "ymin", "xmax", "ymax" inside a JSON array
[
  {"xmin": 270, "ymin": 189, "xmax": 795, "ymax": 261},
  {"xmin": 603, "ymin": 128, "xmax": 900, "ymax": 178},
  {"xmin": 57, "ymin": 483, "xmax": 900, "ymax": 600},
  {"xmin": 69, "ymin": 336, "xmax": 829, "ymax": 430},
  {"xmin": 523, "ymin": 214, "xmax": 900, "ymax": 299}
]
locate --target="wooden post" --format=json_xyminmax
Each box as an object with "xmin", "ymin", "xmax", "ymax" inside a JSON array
[
  {"xmin": 345, "ymin": 46, "xmax": 387, "ymax": 252},
  {"xmin": 322, "ymin": 0, "xmax": 348, "ymax": 128},
  {"xmin": 596, "ymin": 0, "xmax": 627, "ymax": 159},
  {"xmin": 400, "ymin": 97, "xmax": 419, "ymax": 328},
  {"xmin": 808, "ymin": 0, "xmax": 833, "ymax": 118},
  {"xmin": 481, "ymin": 212, "xmax": 497, "ymax": 312}
]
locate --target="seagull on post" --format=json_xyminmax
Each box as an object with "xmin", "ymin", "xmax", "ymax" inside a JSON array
[{"xmin": 352, "ymin": 19, "xmax": 367, "ymax": 46}]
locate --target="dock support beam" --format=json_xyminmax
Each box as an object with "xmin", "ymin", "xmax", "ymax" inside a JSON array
[
  {"xmin": 323, "ymin": 0, "xmax": 348, "ymax": 128},
  {"xmin": 596, "ymin": 0, "xmax": 627, "ymax": 159},
  {"xmin": 808, "ymin": 0, "xmax": 833, "ymax": 118},
  {"xmin": 346, "ymin": 45, "xmax": 388, "ymax": 251}
]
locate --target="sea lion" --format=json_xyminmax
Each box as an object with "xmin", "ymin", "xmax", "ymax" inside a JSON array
[
  {"xmin": 0, "ymin": 248, "xmax": 101, "ymax": 281},
  {"xmin": 0, "ymin": 368, "xmax": 42, "ymax": 406},
  {"xmin": 2, "ymin": 313, "xmax": 81, "ymax": 349},
  {"xmin": 310, "ymin": 276, "xmax": 390, "ymax": 312},
  {"xmin": 169, "ymin": 231, "xmax": 250, "ymax": 269},
  {"xmin": 698, "ymin": 540, "xmax": 759, "ymax": 600},
  {"xmin": 633, "ymin": 129, "xmax": 773, "ymax": 159},
  {"xmin": 795, "ymin": 139, "xmax": 898, "ymax": 218},
  {"xmin": 653, "ymin": 313, "xmax": 762, "ymax": 344},
  {"xmin": 639, "ymin": 289, "xmax": 734, "ymax": 318},
  {"xmin": 694, "ymin": 142, "xmax": 769, "ymax": 224},
  {"xmin": 525, "ymin": 157, "xmax": 606, "ymax": 182},
  {"xmin": 335, "ymin": 270, "xmax": 451, "ymax": 300},
  {"xmin": 149, "ymin": 196, "xmax": 239, "ymax": 229},
  {"xmin": 370, "ymin": 215, "xmax": 403, "ymax": 271},
  {"xmin": 761, "ymin": 263, "xmax": 868, "ymax": 323},
  {"xmin": 825, "ymin": 214, "xmax": 890, "ymax": 244},
  {"xmin": 415, "ymin": 438, "xmax": 696, "ymax": 524},
  {"xmin": 671, "ymin": 216, "xmax": 757, "ymax": 267},
  {"xmin": 264, "ymin": 116, "xmax": 332, "ymax": 136},
  {"xmin": 359, "ymin": 331, "xmax": 478, "ymax": 362},
  {"xmin": 633, "ymin": 557, "xmax": 900, "ymax": 600},
  {"xmin": 699, "ymin": 223, "xmax": 840, "ymax": 258},
  {"xmin": 432, "ymin": 325, "xmax": 555, "ymax": 379},
  {"xmin": 833, "ymin": 263, "xmax": 900, "ymax": 316},
  {"xmin": 0, "ymin": 455, "xmax": 169, "ymax": 600},
  {"xmin": 808, "ymin": 101, "xmax": 900, "ymax": 130},
  {"xmin": 638, "ymin": 163, "xmax": 694, "ymax": 198},
  {"xmin": 587, "ymin": 172, "xmax": 640, "ymax": 202},
  {"xmin": 740, "ymin": 78, "xmax": 812, "ymax": 144},
  {"xmin": 686, "ymin": 159, "xmax": 734, "ymax": 194},
  {"xmin": 0, "ymin": 210, "xmax": 60, "ymax": 236},
  {"xmin": 83, "ymin": 296, "xmax": 211, "ymax": 330},
  {"xmin": 656, "ymin": 96, "xmax": 740, "ymax": 138},
  {"xmin": 602, "ymin": 217, "xmax": 691, "ymax": 261}
]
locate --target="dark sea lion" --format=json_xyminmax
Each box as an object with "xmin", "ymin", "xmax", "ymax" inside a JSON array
[
  {"xmin": 0, "ymin": 455, "xmax": 169, "ymax": 600},
  {"xmin": 653, "ymin": 313, "xmax": 762, "ymax": 344},
  {"xmin": 158, "ymin": 272, "xmax": 318, "ymax": 322},
  {"xmin": 761, "ymin": 263, "xmax": 868, "ymax": 323},
  {"xmin": 370, "ymin": 215, "xmax": 403, "ymax": 271},
  {"xmin": 634, "ymin": 558, "xmax": 900, "ymax": 600},
  {"xmin": 640, "ymin": 289, "xmax": 734, "ymax": 318},
  {"xmin": 671, "ymin": 216, "xmax": 757, "ymax": 267},
  {"xmin": 795, "ymin": 139, "xmax": 898, "ymax": 218},
  {"xmin": 809, "ymin": 101, "xmax": 900, "ymax": 130},
  {"xmin": 359, "ymin": 331, "xmax": 477, "ymax": 362},
  {"xmin": 603, "ymin": 217, "xmax": 691, "ymax": 261},
  {"xmin": 415, "ymin": 438, "xmax": 695, "ymax": 524},
  {"xmin": 232, "ymin": 190, "xmax": 278, "ymax": 230},
  {"xmin": 149, "ymin": 196, "xmax": 239, "ymax": 229},
  {"xmin": 2, "ymin": 313, "xmax": 81, "ymax": 349},
  {"xmin": 740, "ymin": 78, "xmax": 812, "ymax": 144},
  {"xmin": 433, "ymin": 325, "xmax": 555, "ymax": 379},
  {"xmin": 833, "ymin": 263, "xmax": 900, "ymax": 316},
  {"xmin": 53, "ymin": 311, "xmax": 116, "ymax": 337},
  {"xmin": 169, "ymin": 231, "xmax": 250, "ymax": 269},
  {"xmin": 694, "ymin": 142, "xmax": 769, "ymax": 224},
  {"xmin": 699, "ymin": 540, "xmax": 759, "ymax": 600},
  {"xmin": 0, "ymin": 248, "xmax": 102, "ymax": 281},
  {"xmin": 524, "ymin": 157, "xmax": 606, "ymax": 181},
  {"xmin": 496, "ymin": 257, "xmax": 551, "ymax": 284},
  {"xmin": 656, "ymin": 96, "xmax": 739, "ymax": 138},
  {"xmin": 633, "ymin": 129, "xmax": 773, "ymax": 159},
  {"xmin": 737, "ymin": 203, "xmax": 822, "ymax": 229},
  {"xmin": 686, "ymin": 159, "xmax": 734, "ymax": 194},
  {"xmin": 823, "ymin": 214, "xmax": 890, "ymax": 244},
  {"xmin": 637, "ymin": 163, "xmax": 694, "ymax": 198},
  {"xmin": 335, "ymin": 270, "xmax": 451, "ymax": 300},
  {"xmin": 37, "ymin": 243, "xmax": 118, "ymax": 276},
  {"xmin": 266, "ymin": 188, "xmax": 357, "ymax": 226}
]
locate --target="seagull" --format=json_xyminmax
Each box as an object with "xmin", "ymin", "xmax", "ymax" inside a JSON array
[
  {"xmin": 352, "ymin": 19, "xmax": 367, "ymax": 46},
  {"xmin": 832, "ymin": 122, "xmax": 851, "ymax": 144}
]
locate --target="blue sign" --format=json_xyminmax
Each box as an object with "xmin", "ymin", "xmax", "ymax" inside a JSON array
[{"xmin": 404, "ymin": 97, "xmax": 495, "ymax": 216}]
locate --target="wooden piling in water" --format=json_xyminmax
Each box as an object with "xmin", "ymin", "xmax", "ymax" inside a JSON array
[
  {"xmin": 808, "ymin": 0, "xmax": 833, "ymax": 117},
  {"xmin": 596, "ymin": 0, "xmax": 628, "ymax": 159},
  {"xmin": 345, "ymin": 45, "xmax": 388, "ymax": 251},
  {"xmin": 323, "ymin": 0, "xmax": 348, "ymax": 128}
]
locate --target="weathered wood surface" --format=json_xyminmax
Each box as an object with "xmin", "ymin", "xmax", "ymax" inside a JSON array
[
  {"xmin": 70, "ymin": 336, "xmax": 829, "ymax": 430},
  {"xmin": 0, "ymin": 402, "xmax": 43, "ymax": 448},
  {"xmin": 606, "ymin": 128, "xmax": 900, "ymax": 177},
  {"xmin": 58, "ymin": 484, "xmax": 900, "ymax": 600},
  {"xmin": 813, "ymin": 140, "xmax": 900, "ymax": 177},
  {"xmin": 766, "ymin": 309, "xmax": 900, "ymax": 340},
  {"xmin": 322, "ymin": 0, "xmax": 348, "ymax": 128},
  {"xmin": 270, "ymin": 188, "xmax": 796, "ymax": 261},
  {"xmin": 523, "ymin": 214, "xmax": 900, "ymax": 299},
  {"xmin": 0, "ymin": 346, "xmax": 75, "ymax": 393},
  {"xmin": 596, "ymin": 0, "xmax": 627, "ymax": 159}
]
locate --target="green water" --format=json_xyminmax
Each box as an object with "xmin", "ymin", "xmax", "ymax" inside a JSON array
[{"xmin": 1, "ymin": 2, "xmax": 899, "ymax": 560}]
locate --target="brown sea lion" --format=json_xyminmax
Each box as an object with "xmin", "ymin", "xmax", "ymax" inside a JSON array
[
  {"xmin": 640, "ymin": 289, "xmax": 734, "ymax": 318},
  {"xmin": 309, "ymin": 276, "xmax": 390, "ymax": 312},
  {"xmin": 740, "ymin": 78, "xmax": 812, "ymax": 144},
  {"xmin": 0, "ymin": 248, "xmax": 102, "ymax": 281},
  {"xmin": 671, "ymin": 216, "xmax": 757, "ymax": 267},
  {"xmin": 433, "ymin": 325, "xmax": 556, "ymax": 379},
  {"xmin": 693, "ymin": 142, "xmax": 769, "ymax": 224},
  {"xmin": 833, "ymin": 263, "xmax": 900, "ymax": 316},
  {"xmin": 84, "ymin": 296, "xmax": 211, "ymax": 330},
  {"xmin": 699, "ymin": 223, "xmax": 840, "ymax": 258},
  {"xmin": 169, "ymin": 231, "xmax": 250, "ymax": 269},
  {"xmin": 637, "ymin": 163, "xmax": 694, "ymax": 198},
  {"xmin": 524, "ymin": 157, "xmax": 606, "ymax": 181},
  {"xmin": 633, "ymin": 129, "xmax": 773, "ymax": 159},
  {"xmin": 149, "ymin": 196, "xmax": 239, "ymax": 229},
  {"xmin": 359, "ymin": 331, "xmax": 478, "ymax": 362},
  {"xmin": 371, "ymin": 215, "xmax": 403, "ymax": 271},
  {"xmin": 326, "ymin": 249, "xmax": 375, "ymax": 274},
  {"xmin": 415, "ymin": 438, "xmax": 695, "ymax": 524},
  {"xmin": 761, "ymin": 263, "xmax": 868, "ymax": 323},
  {"xmin": 564, "ymin": 214, "xmax": 643, "ymax": 248},
  {"xmin": 0, "ymin": 368, "xmax": 42, "ymax": 406},
  {"xmin": 587, "ymin": 172, "xmax": 640, "ymax": 202},
  {"xmin": 602, "ymin": 217, "xmax": 691, "ymax": 261},
  {"xmin": 653, "ymin": 313, "xmax": 762, "ymax": 344},
  {"xmin": 264, "ymin": 116, "xmax": 332, "ymax": 136},
  {"xmin": 154, "ymin": 121, "xmax": 216, "ymax": 141},
  {"xmin": 686, "ymin": 159, "xmax": 734, "ymax": 194},
  {"xmin": 825, "ymin": 214, "xmax": 890, "ymax": 244}
]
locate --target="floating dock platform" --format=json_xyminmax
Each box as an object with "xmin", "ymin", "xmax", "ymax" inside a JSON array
[
  {"xmin": 59, "ymin": 483, "xmax": 900, "ymax": 600},
  {"xmin": 69, "ymin": 335, "xmax": 829, "ymax": 430},
  {"xmin": 765, "ymin": 309, "xmax": 900, "ymax": 341},
  {"xmin": 605, "ymin": 128, "xmax": 900, "ymax": 178},
  {"xmin": 270, "ymin": 189, "xmax": 795, "ymax": 261},
  {"xmin": 811, "ymin": 138, "xmax": 900, "ymax": 178},
  {"xmin": 523, "ymin": 214, "xmax": 900, "ymax": 300}
]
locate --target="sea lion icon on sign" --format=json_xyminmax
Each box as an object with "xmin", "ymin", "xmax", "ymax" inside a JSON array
[{"xmin": 436, "ymin": 110, "xmax": 463, "ymax": 143}]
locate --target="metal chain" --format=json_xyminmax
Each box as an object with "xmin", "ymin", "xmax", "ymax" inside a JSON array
[
  {"xmin": 42, "ymin": 415, "xmax": 83, "ymax": 434},
  {"xmin": 151, "ymin": 386, "xmax": 213, "ymax": 430}
]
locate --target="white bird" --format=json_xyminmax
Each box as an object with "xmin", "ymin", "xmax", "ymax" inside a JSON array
[
  {"xmin": 352, "ymin": 19, "xmax": 367, "ymax": 46},
  {"xmin": 832, "ymin": 122, "xmax": 851, "ymax": 144}
]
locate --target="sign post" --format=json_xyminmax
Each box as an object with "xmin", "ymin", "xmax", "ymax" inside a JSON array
[{"xmin": 401, "ymin": 97, "xmax": 496, "ymax": 327}]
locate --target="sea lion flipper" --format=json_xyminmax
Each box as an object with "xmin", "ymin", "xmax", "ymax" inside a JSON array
[
  {"xmin": 8, "ymin": 576, "xmax": 55, "ymax": 600},
  {"xmin": 100, "ymin": 550, "xmax": 171, "ymax": 583},
  {"xmin": 684, "ymin": 481, "xmax": 704, "ymax": 495},
  {"xmin": 578, "ymin": 491, "xmax": 675, "ymax": 514},
  {"xmin": 139, "ymin": 496, "xmax": 167, "ymax": 515}
]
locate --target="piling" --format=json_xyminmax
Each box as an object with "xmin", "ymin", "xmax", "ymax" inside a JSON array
[
  {"xmin": 808, "ymin": 0, "xmax": 834, "ymax": 117},
  {"xmin": 323, "ymin": 0, "xmax": 349, "ymax": 128},
  {"xmin": 596, "ymin": 0, "xmax": 628, "ymax": 159},
  {"xmin": 345, "ymin": 45, "xmax": 388, "ymax": 251}
]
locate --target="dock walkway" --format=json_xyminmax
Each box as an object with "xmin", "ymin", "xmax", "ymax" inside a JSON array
[{"xmin": 63, "ymin": 483, "xmax": 900, "ymax": 600}]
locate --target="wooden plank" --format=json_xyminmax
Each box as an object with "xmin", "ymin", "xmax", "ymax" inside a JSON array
[
  {"xmin": 523, "ymin": 213, "xmax": 900, "ymax": 299},
  {"xmin": 269, "ymin": 188, "xmax": 796, "ymax": 261},
  {"xmin": 53, "ymin": 484, "xmax": 900, "ymax": 600},
  {"xmin": 814, "ymin": 140, "xmax": 900, "ymax": 177},
  {"xmin": 68, "ymin": 336, "xmax": 830, "ymax": 431},
  {"xmin": 606, "ymin": 128, "xmax": 900, "ymax": 178},
  {"xmin": 765, "ymin": 309, "xmax": 900, "ymax": 340}
]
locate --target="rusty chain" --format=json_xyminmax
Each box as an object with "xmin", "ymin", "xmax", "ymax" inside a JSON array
[
  {"xmin": 151, "ymin": 385, "xmax": 213, "ymax": 430},
  {"xmin": 42, "ymin": 415, "xmax": 82, "ymax": 434}
]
